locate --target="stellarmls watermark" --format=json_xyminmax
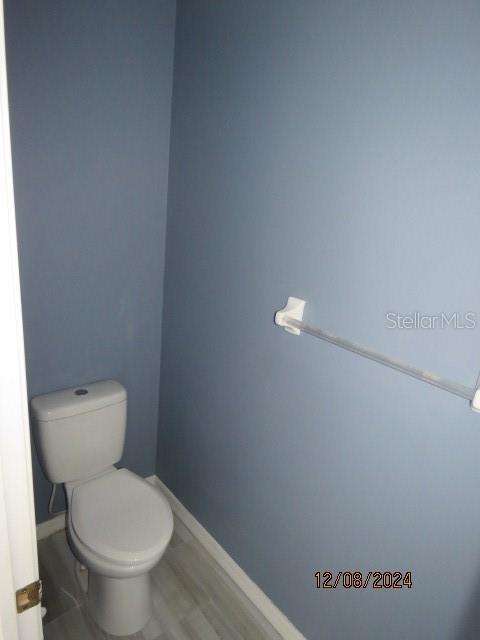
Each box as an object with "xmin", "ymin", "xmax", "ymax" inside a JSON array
[{"xmin": 385, "ymin": 312, "xmax": 476, "ymax": 330}]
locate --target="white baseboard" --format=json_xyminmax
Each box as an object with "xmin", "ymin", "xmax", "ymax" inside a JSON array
[
  {"xmin": 36, "ymin": 512, "xmax": 65, "ymax": 541},
  {"xmin": 147, "ymin": 475, "xmax": 306, "ymax": 640},
  {"xmin": 36, "ymin": 474, "xmax": 305, "ymax": 639}
]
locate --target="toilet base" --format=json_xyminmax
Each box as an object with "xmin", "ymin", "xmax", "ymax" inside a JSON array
[{"xmin": 87, "ymin": 571, "xmax": 152, "ymax": 636}]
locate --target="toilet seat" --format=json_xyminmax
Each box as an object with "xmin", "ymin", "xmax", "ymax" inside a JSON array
[{"xmin": 70, "ymin": 468, "xmax": 173, "ymax": 566}]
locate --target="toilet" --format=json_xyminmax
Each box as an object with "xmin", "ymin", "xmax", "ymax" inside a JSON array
[{"xmin": 31, "ymin": 380, "xmax": 173, "ymax": 636}]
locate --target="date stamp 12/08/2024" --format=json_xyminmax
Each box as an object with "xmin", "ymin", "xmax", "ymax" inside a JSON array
[{"xmin": 315, "ymin": 571, "xmax": 413, "ymax": 590}]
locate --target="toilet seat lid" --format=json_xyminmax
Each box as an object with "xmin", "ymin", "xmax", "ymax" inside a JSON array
[{"xmin": 71, "ymin": 469, "xmax": 173, "ymax": 565}]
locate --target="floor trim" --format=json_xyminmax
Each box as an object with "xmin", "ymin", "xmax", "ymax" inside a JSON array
[
  {"xmin": 147, "ymin": 475, "xmax": 306, "ymax": 640},
  {"xmin": 36, "ymin": 512, "xmax": 65, "ymax": 541}
]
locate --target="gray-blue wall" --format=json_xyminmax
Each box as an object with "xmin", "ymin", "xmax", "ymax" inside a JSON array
[
  {"xmin": 5, "ymin": 0, "xmax": 176, "ymax": 523},
  {"xmin": 158, "ymin": 2, "xmax": 480, "ymax": 638}
]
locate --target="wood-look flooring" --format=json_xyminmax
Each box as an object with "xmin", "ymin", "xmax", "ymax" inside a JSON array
[{"xmin": 39, "ymin": 516, "xmax": 283, "ymax": 640}]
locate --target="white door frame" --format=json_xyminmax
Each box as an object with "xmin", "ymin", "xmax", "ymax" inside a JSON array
[{"xmin": 0, "ymin": 1, "xmax": 43, "ymax": 638}]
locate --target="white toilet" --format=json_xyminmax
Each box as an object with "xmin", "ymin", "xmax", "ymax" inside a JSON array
[{"xmin": 31, "ymin": 380, "xmax": 173, "ymax": 636}]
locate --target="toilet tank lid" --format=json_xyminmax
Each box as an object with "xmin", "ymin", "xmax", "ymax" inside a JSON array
[{"xmin": 30, "ymin": 380, "xmax": 126, "ymax": 422}]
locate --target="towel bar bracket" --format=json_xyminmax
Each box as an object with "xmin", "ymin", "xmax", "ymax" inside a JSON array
[
  {"xmin": 274, "ymin": 297, "xmax": 305, "ymax": 335},
  {"xmin": 472, "ymin": 384, "xmax": 480, "ymax": 413}
]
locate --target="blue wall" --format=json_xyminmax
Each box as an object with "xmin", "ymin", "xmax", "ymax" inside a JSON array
[
  {"xmin": 5, "ymin": 0, "xmax": 176, "ymax": 523},
  {"xmin": 158, "ymin": 2, "xmax": 480, "ymax": 638}
]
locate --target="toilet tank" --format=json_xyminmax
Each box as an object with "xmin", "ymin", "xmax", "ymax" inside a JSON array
[{"xmin": 31, "ymin": 380, "xmax": 127, "ymax": 484}]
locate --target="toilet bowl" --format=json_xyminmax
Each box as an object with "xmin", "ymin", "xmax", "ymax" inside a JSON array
[
  {"xmin": 30, "ymin": 380, "xmax": 174, "ymax": 636},
  {"xmin": 67, "ymin": 468, "xmax": 173, "ymax": 635}
]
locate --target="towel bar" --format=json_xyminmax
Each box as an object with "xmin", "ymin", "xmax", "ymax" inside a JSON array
[{"xmin": 275, "ymin": 297, "xmax": 480, "ymax": 412}]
